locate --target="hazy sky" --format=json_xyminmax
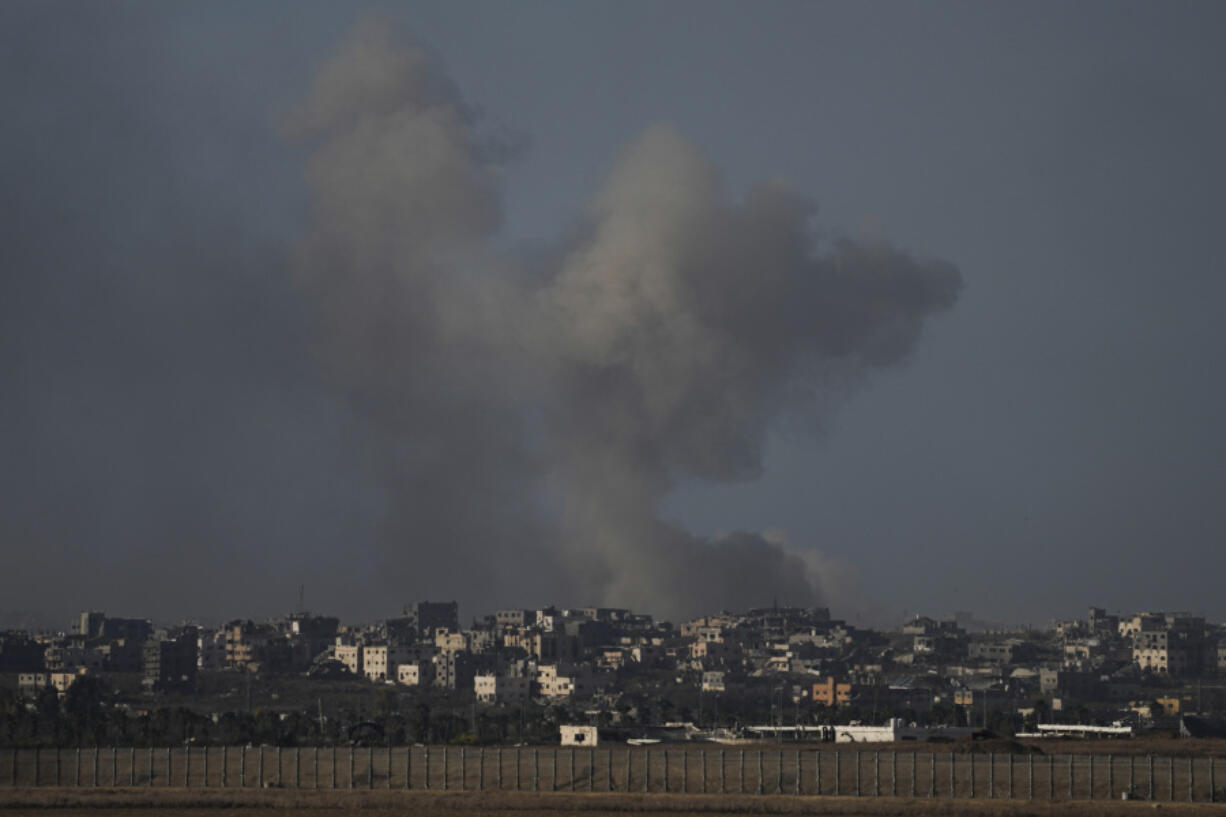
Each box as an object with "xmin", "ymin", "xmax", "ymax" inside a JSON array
[{"xmin": 3, "ymin": 1, "xmax": 1224, "ymax": 629}]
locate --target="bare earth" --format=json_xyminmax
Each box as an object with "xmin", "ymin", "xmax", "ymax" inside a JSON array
[{"xmin": 3, "ymin": 789, "xmax": 1226, "ymax": 817}]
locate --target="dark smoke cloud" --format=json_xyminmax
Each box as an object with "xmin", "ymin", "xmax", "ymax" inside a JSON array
[
  {"xmin": 0, "ymin": 11, "xmax": 959, "ymax": 626},
  {"xmin": 287, "ymin": 20, "xmax": 962, "ymax": 621}
]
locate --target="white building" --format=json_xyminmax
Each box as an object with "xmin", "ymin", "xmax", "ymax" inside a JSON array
[{"xmin": 560, "ymin": 725, "xmax": 598, "ymax": 746}]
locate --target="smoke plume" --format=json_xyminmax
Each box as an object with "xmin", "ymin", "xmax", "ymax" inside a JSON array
[{"xmin": 288, "ymin": 19, "xmax": 962, "ymax": 621}]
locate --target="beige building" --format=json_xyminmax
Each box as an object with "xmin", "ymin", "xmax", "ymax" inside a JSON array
[
  {"xmin": 17, "ymin": 672, "xmax": 49, "ymax": 697},
  {"xmin": 434, "ymin": 630, "xmax": 468, "ymax": 653},
  {"xmin": 396, "ymin": 660, "xmax": 433, "ymax": 687},
  {"xmin": 537, "ymin": 664, "xmax": 601, "ymax": 699},
  {"xmin": 474, "ymin": 673, "xmax": 530, "ymax": 703},
  {"xmin": 334, "ymin": 643, "xmax": 362, "ymax": 676},
  {"xmin": 560, "ymin": 725, "xmax": 598, "ymax": 746}
]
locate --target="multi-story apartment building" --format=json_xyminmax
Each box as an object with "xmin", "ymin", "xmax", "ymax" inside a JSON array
[
  {"xmin": 474, "ymin": 673, "xmax": 530, "ymax": 703},
  {"xmin": 361, "ymin": 644, "xmax": 421, "ymax": 682},
  {"xmin": 143, "ymin": 628, "xmax": 198, "ymax": 692},
  {"xmin": 1131, "ymin": 614, "xmax": 1208, "ymax": 676},
  {"xmin": 811, "ymin": 676, "xmax": 854, "ymax": 706},
  {"xmin": 334, "ymin": 642, "xmax": 362, "ymax": 676},
  {"xmin": 396, "ymin": 660, "xmax": 433, "ymax": 687}
]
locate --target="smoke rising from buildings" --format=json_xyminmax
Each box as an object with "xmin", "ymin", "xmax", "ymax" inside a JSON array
[{"xmin": 287, "ymin": 20, "xmax": 962, "ymax": 621}]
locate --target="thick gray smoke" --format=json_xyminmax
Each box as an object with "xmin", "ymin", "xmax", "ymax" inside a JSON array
[{"xmin": 289, "ymin": 20, "xmax": 962, "ymax": 621}]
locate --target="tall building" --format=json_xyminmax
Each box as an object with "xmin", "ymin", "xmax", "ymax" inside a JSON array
[{"xmin": 143, "ymin": 627, "xmax": 198, "ymax": 692}]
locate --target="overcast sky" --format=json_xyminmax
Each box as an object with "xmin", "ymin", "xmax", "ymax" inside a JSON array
[{"xmin": 3, "ymin": 1, "xmax": 1224, "ymax": 629}]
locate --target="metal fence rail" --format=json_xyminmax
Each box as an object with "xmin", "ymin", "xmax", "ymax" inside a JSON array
[{"xmin": 2, "ymin": 746, "xmax": 1219, "ymax": 802}]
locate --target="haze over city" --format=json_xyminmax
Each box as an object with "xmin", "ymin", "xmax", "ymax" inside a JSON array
[{"xmin": 3, "ymin": 2, "xmax": 1224, "ymax": 630}]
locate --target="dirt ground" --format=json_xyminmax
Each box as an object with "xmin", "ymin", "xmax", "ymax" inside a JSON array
[{"xmin": 2, "ymin": 789, "xmax": 1226, "ymax": 817}]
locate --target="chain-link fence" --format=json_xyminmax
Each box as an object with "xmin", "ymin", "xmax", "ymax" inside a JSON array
[{"xmin": 4, "ymin": 746, "xmax": 1220, "ymax": 802}]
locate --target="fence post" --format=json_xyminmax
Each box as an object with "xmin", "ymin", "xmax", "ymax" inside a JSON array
[
  {"xmin": 929, "ymin": 752, "xmax": 934, "ymax": 799},
  {"xmin": 1188, "ymin": 757, "xmax": 1193, "ymax": 802},
  {"xmin": 33, "ymin": 748, "xmax": 39, "ymax": 787},
  {"xmin": 855, "ymin": 751, "xmax": 861, "ymax": 797},
  {"xmin": 258, "ymin": 746, "xmax": 265, "ymax": 789},
  {"xmin": 424, "ymin": 747, "xmax": 430, "ymax": 790},
  {"xmin": 796, "ymin": 750, "xmax": 801, "ymax": 795},
  {"xmin": 444, "ymin": 746, "xmax": 450, "ymax": 791},
  {"xmin": 386, "ymin": 746, "xmax": 391, "ymax": 790},
  {"xmin": 606, "ymin": 749, "xmax": 611, "ymax": 792},
  {"xmin": 644, "ymin": 749, "xmax": 649, "ymax": 793},
  {"xmin": 834, "ymin": 750, "xmax": 840, "ymax": 796},
  {"xmin": 221, "ymin": 747, "xmax": 227, "ymax": 789},
  {"xmin": 54, "ymin": 748, "xmax": 60, "ymax": 786},
  {"xmin": 94, "ymin": 747, "xmax": 99, "ymax": 787},
  {"xmin": 891, "ymin": 750, "xmax": 896, "ymax": 796},
  {"xmin": 1210, "ymin": 756, "xmax": 1215, "ymax": 803},
  {"xmin": 368, "ymin": 746, "xmax": 373, "ymax": 790},
  {"xmin": 1148, "ymin": 754, "xmax": 1153, "ymax": 801},
  {"xmin": 129, "ymin": 747, "xmax": 134, "ymax": 787},
  {"xmin": 682, "ymin": 749, "xmax": 687, "ymax": 793},
  {"xmin": 238, "ymin": 746, "xmax": 245, "ymax": 788},
  {"xmin": 313, "ymin": 747, "xmax": 318, "ymax": 790},
  {"xmin": 738, "ymin": 749, "xmax": 744, "ymax": 795},
  {"xmin": 10, "ymin": 748, "xmax": 16, "ymax": 787},
  {"xmin": 1067, "ymin": 755, "xmax": 1073, "ymax": 801},
  {"xmin": 589, "ymin": 748, "xmax": 594, "ymax": 792},
  {"xmin": 815, "ymin": 750, "xmax": 821, "ymax": 796},
  {"xmin": 1169, "ymin": 756, "xmax": 1174, "ymax": 802},
  {"xmin": 758, "ymin": 750, "xmax": 764, "ymax": 795},
  {"xmin": 950, "ymin": 752, "xmax": 955, "ymax": 798},
  {"xmin": 569, "ymin": 747, "xmax": 574, "ymax": 791},
  {"xmin": 185, "ymin": 746, "xmax": 191, "ymax": 788},
  {"xmin": 701, "ymin": 749, "xmax": 706, "ymax": 793},
  {"xmin": 1088, "ymin": 753, "xmax": 1093, "ymax": 800},
  {"xmin": 1028, "ymin": 753, "xmax": 1033, "ymax": 800},
  {"xmin": 1107, "ymin": 754, "xmax": 1112, "ymax": 800},
  {"xmin": 776, "ymin": 750, "xmax": 782, "ymax": 795},
  {"xmin": 988, "ymin": 752, "xmax": 993, "ymax": 798},
  {"xmin": 498, "ymin": 748, "xmax": 502, "ymax": 790},
  {"xmin": 459, "ymin": 747, "xmax": 465, "ymax": 791},
  {"xmin": 624, "ymin": 749, "xmax": 630, "ymax": 793},
  {"xmin": 534, "ymin": 748, "xmax": 539, "ymax": 792},
  {"xmin": 479, "ymin": 747, "xmax": 484, "ymax": 790},
  {"xmin": 874, "ymin": 751, "xmax": 879, "ymax": 797},
  {"xmin": 551, "ymin": 748, "xmax": 556, "ymax": 792},
  {"xmin": 969, "ymin": 753, "xmax": 974, "ymax": 799},
  {"xmin": 1009, "ymin": 753, "xmax": 1013, "ymax": 799}
]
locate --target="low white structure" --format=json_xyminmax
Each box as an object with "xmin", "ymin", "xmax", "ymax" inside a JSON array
[
  {"xmin": 560, "ymin": 725, "xmax": 598, "ymax": 746},
  {"xmin": 1015, "ymin": 723, "xmax": 1134, "ymax": 738},
  {"xmin": 744, "ymin": 719, "xmax": 975, "ymax": 743}
]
